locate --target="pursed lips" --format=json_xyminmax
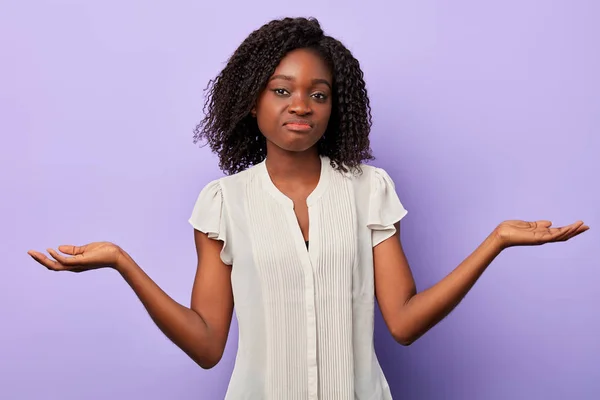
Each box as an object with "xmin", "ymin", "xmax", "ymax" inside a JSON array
[{"xmin": 283, "ymin": 119, "xmax": 313, "ymax": 132}]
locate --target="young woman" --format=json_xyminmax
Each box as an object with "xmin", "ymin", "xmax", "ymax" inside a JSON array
[{"xmin": 28, "ymin": 17, "xmax": 588, "ymax": 400}]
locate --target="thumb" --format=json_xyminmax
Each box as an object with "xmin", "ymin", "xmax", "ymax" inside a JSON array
[{"xmin": 58, "ymin": 244, "xmax": 87, "ymax": 255}]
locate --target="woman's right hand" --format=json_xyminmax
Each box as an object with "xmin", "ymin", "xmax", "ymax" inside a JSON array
[
  {"xmin": 28, "ymin": 242, "xmax": 124, "ymax": 273},
  {"xmin": 27, "ymin": 231, "xmax": 235, "ymax": 368}
]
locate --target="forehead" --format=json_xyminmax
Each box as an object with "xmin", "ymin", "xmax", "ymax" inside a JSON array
[{"xmin": 272, "ymin": 48, "xmax": 332, "ymax": 81}]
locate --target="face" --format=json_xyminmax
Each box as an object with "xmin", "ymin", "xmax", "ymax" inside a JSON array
[{"xmin": 252, "ymin": 48, "xmax": 333, "ymax": 154}]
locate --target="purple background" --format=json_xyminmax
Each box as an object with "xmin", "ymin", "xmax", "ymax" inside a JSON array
[{"xmin": 2, "ymin": 1, "xmax": 598, "ymax": 399}]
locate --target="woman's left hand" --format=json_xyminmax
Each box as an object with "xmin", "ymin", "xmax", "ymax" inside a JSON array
[{"xmin": 495, "ymin": 220, "xmax": 589, "ymax": 249}]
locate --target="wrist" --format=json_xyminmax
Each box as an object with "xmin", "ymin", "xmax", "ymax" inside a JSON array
[
  {"xmin": 114, "ymin": 246, "xmax": 132, "ymax": 274},
  {"xmin": 491, "ymin": 225, "xmax": 509, "ymax": 252}
]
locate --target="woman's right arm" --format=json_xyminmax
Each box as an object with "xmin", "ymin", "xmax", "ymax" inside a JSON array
[
  {"xmin": 29, "ymin": 230, "xmax": 234, "ymax": 369},
  {"xmin": 117, "ymin": 229, "xmax": 234, "ymax": 369}
]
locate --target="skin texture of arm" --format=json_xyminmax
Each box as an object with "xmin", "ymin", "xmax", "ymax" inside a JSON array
[
  {"xmin": 29, "ymin": 230, "xmax": 234, "ymax": 369},
  {"xmin": 374, "ymin": 220, "xmax": 588, "ymax": 345},
  {"xmin": 117, "ymin": 230, "xmax": 234, "ymax": 368}
]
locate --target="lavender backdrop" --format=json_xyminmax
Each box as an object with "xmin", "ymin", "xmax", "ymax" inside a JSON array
[{"xmin": 1, "ymin": 1, "xmax": 598, "ymax": 399}]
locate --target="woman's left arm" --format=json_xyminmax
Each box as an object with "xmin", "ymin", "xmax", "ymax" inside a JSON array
[{"xmin": 374, "ymin": 219, "xmax": 589, "ymax": 346}]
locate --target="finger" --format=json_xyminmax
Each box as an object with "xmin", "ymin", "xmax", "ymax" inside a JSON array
[
  {"xmin": 47, "ymin": 248, "xmax": 86, "ymax": 266},
  {"xmin": 536, "ymin": 220, "xmax": 553, "ymax": 228},
  {"xmin": 559, "ymin": 222, "xmax": 583, "ymax": 239},
  {"xmin": 58, "ymin": 244, "xmax": 87, "ymax": 256},
  {"xmin": 551, "ymin": 222, "xmax": 583, "ymax": 242},
  {"xmin": 564, "ymin": 224, "xmax": 590, "ymax": 241},
  {"xmin": 545, "ymin": 226, "xmax": 573, "ymax": 242},
  {"xmin": 28, "ymin": 250, "xmax": 71, "ymax": 272}
]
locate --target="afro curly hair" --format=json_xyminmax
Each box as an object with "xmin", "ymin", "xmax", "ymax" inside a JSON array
[{"xmin": 193, "ymin": 17, "xmax": 374, "ymax": 175}]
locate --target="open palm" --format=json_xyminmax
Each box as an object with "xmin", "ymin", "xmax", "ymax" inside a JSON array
[
  {"xmin": 28, "ymin": 242, "xmax": 123, "ymax": 273},
  {"xmin": 496, "ymin": 220, "xmax": 589, "ymax": 248}
]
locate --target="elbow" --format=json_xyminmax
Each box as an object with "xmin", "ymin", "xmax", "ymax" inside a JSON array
[
  {"xmin": 394, "ymin": 334, "xmax": 416, "ymax": 347},
  {"xmin": 198, "ymin": 360, "xmax": 218, "ymax": 370},
  {"xmin": 391, "ymin": 325, "xmax": 419, "ymax": 346},
  {"xmin": 398, "ymin": 338, "xmax": 416, "ymax": 346},
  {"xmin": 191, "ymin": 347, "xmax": 224, "ymax": 370},
  {"xmin": 189, "ymin": 331, "xmax": 226, "ymax": 369},
  {"xmin": 195, "ymin": 354, "xmax": 222, "ymax": 370}
]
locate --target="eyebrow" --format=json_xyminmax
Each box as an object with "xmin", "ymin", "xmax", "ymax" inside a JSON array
[{"xmin": 269, "ymin": 74, "xmax": 332, "ymax": 89}]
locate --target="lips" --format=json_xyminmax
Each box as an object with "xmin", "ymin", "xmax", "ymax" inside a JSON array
[{"xmin": 283, "ymin": 119, "xmax": 313, "ymax": 132}]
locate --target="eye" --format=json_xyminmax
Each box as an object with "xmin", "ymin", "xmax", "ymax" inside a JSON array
[
  {"xmin": 273, "ymin": 88, "xmax": 290, "ymax": 96},
  {"xmin": 312, "ymin": 92, "xmax": 328, "ymax": 101}
]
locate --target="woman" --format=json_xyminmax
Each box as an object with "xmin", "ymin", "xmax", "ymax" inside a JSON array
[{"xmin": 28, "ymin": 17, "xmax": 588, "ymax": 400}]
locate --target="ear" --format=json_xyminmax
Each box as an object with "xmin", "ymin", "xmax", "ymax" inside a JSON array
[{"xmin": 251, "ymin": 105, "xmax": 257, "ymax": 118}]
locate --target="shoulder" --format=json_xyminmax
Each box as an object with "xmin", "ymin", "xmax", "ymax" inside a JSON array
[
  {"xmin": 339, "ymin": 162, "xmax": 396, "ymax": 189},
  {"xmin": 215, "ymin": 162, "xmax": 263, "ymax": 196},
  {"xmin": 199, "ymin": 162, "xmax": 263, "ymax": 194},
  {"xmin": 192, "ymin": 162, "xmax": 269, "ymax": 214},
  {"xmin": 189, "ymin": 163, "xmax": 261, "ymax": 230}
]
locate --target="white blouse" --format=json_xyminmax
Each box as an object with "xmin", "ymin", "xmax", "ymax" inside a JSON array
[{"xmin": 189, "ymin": 156, "xmax": 408, "ymax": 400}]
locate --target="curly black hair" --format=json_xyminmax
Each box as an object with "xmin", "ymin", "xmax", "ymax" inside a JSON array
[{"xmin": 193, "ymin": 17, "xmax": 374, "ymax": 175}]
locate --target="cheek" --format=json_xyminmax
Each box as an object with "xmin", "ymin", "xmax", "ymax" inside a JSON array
[
  {"xmin": 256, "ymin": 110, "xmax": 278, "ymax": 131},
  {"xmin": 255, "ymin": 96, "xmax": 279, "ymax": 119},
  {"xmin": 255, "ymin": 116, "xmax": 281, "ymax": 142},
  {"xmin": 318, "ymin": 104, "xmax": 333, "ymax": 125},
  {"xmin": 256, "ymin": 102, "xmax": 288, "ymax": 134}
]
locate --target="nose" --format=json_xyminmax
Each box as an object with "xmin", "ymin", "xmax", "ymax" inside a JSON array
[{"xmin": 288, "ymin": 93, "xmax": 312, "ymax": 115}]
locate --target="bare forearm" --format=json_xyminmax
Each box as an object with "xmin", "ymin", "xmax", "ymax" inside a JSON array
[
  {"xmin": 115, "ymin": 251, "xmax": 217, "ymax": 368},
  {"xmin": 394, "ymin": 233, "xmax": 503, "ymax": 344}
]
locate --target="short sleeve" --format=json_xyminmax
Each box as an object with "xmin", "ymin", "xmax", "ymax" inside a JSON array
[
  {"xmin": 367, "ymin": 167, "xmax": 408, "ymax": 247},
  {"xmin": 188, "ymin": 179, "xmax": 232, "ymax": 265}
]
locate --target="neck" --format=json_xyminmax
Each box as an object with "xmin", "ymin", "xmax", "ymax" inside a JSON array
[{"xmin": 264, "ymin": 145, "xmax": 321, "ymax": 185}]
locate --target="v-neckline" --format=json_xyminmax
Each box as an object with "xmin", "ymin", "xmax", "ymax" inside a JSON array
[
  {"xmin": 259, "ymin": 156, "xmax": 330, "ymax": 260},
  {"xmin": 258, "ymin": 155, "xmax": 331, "ymax": 209}
]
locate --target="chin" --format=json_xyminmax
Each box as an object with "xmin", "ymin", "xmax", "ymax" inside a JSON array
[
  {"xmin": 270, "ymin": 136, "xmax": 320, "ymax": 153},
  {"xmin": 280, "ymin": 143, "xmax": 316, "ymax": 153}
]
